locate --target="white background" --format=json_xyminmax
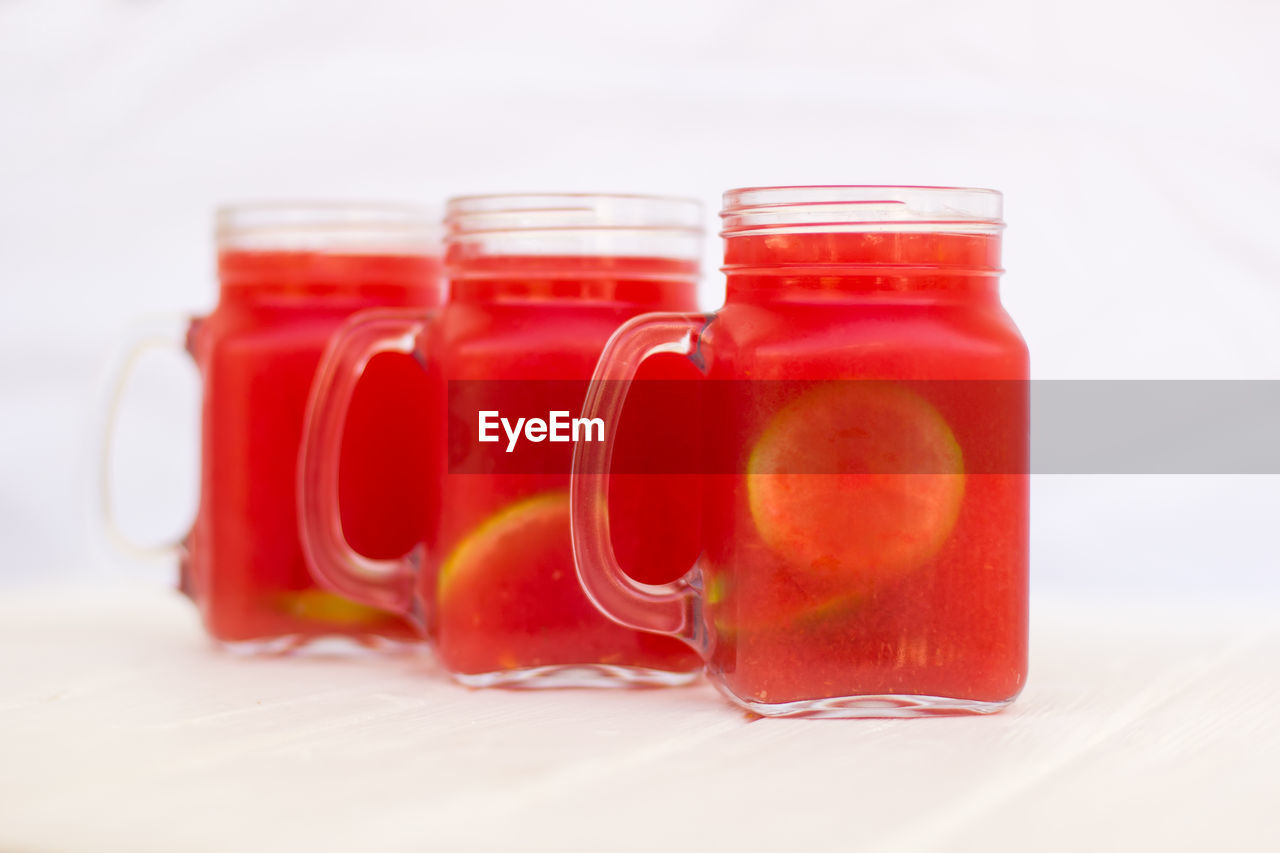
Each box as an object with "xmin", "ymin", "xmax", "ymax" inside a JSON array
[{"xmin": 1, "ymin": 0, "xmax": 1278, "ymax": 595}]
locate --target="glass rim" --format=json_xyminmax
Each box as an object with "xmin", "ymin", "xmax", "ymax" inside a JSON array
[
  {"xmin": 215, "ymin": 201, "xmax": 441, "ymax": 250},
  {"xmin": 446, "ymin": 193, "xmax": 704, "ymax": 237},
  {"xmin": 725, "ymin": 183, "xmax": 1002, "ymax": 195},
  {"xmin": 721, "ymin": 185, "xmax": 1004, "ymax": 236},
  {"xmin": 448, "ymin": 191, "xmax": 701, "ymax": 207}
]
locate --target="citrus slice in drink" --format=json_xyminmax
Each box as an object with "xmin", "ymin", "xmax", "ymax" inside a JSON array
[
  {"xmin": 746, "ymin": 381, "xmax": 965, "ymax": 598},
  {"xmin": 277, "ymin": 589, "xmax": 400, "ymax": 627},
  {"xmin": 438, "ymin": 492, "xmax": 571, "ymax": 608},
  {"xmin": 436, "ymin": 491, "xmax": 695, "ymax": 675}
]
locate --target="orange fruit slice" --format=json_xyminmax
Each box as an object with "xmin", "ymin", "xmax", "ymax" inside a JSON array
[{"xmin": 747, "ymin": 381, "xmax": 965, "ymax": 589}]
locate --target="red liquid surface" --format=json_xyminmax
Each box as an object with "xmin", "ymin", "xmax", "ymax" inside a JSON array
[
  {"xmin": 183, "ymin": 250, "xmax": 440, "ymax": 645},
  {"xmin": 701, "ymin": 231, "xmax": 1029, "ymax": 707},
  {"xmin": 426, "ymin": 255, "xmax": 702, "ymax": 677}
]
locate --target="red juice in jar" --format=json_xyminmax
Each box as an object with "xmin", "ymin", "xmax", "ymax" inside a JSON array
[
  {"xmin": 298, "ymin": 194, "xmax": 705, "ymax": 685},
  {"xmin": 573, "ymin": 186, "xmax": 1029, "ymax": 716},
  {"xmin": 112, "ymin": 204, "xmax": 443, "ymax": 649}
]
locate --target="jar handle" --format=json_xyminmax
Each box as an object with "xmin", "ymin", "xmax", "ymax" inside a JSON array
[
  {"xmin": 297, "ymin": 308, "xmax": 433, "ymax": 619},
  {"xmin": 97, "ymin": 313, "xmax": 200, "ymax": 562},
  {"xmin": 570, "ymin": 312, "xmax": 712, "ymax": 647}
]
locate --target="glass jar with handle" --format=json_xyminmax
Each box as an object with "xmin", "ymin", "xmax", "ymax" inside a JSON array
[
  {"xmin": 297, "ymin": 193, "xmax": 706, "ymax": 686},
  {"xmin": 101, "ymin": 202, "xmax": 443, "ymax": 650},
  {"xmin": 571, "ymin": 186, "xmax": 1029, "ymax": 716}
]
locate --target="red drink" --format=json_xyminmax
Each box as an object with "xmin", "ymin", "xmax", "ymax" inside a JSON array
[
  {"xmin": 180, "ymin": 204, "xmax": 442, "ymax": 648},
  {"xmin": 299, "ymin": 194, "xmax": 704, "ymax": 685},
  {"xmin": 573, "ymin": 186, "xmax": 1029, "ymax": 716}
]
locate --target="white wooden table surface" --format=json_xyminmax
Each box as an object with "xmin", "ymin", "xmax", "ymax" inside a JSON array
[{"xmin": 1, "ymin": 583, "xmax": 1276, "ymax": 852}]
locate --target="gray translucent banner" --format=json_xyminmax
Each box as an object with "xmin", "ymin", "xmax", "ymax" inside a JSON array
[
  {"xmin": 1032, "ymin": 380, "xmax": 1280, "ymax": 474},
  {"xmin": 446, "ymin": 380, "xmax": 1280, "ymax": 474}
]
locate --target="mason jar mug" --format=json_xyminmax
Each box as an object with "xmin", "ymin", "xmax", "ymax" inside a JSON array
[
  {"xmin": 102, "ymin": 202, "xmax": 443, "ymax": 650},
  {"xmin": 571, "ymin": 186, "xmax": 1029, "ymax": 716},
  {"xmin": 298, "ymin": 193, "xmax": 706, "ymax": 686}
]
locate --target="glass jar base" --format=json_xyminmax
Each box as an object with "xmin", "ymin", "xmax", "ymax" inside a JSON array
[
  {"xmin": 217, "ymin": 634, "xmax": 425, "ymax": 657},
  {"xmin": 729, "ymin": 691, "xmax": 1015, "ymax": 719},
  {"xmin": 452, "ymin": 664, "xmax": 700, "ymax": 690}
]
